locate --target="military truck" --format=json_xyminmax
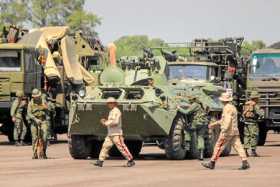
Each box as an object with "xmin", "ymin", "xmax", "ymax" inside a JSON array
[
  {"xmin": 243, "ymin": 49, "xmax": 280, "ymax": 145},
  {"xmin": 0, "ymin": 43, "xmax": 42, "ymax": 140},
  {"xmin": 68, "ymin": 44, "xmax": 230, "ymax": 160},
  {"xmin": 0, "ymin": 26, "xmax": 98, "ymax": 141}
]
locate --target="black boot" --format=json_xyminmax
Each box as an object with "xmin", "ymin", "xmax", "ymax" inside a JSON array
[
  {"xmin": 245, "ymin": 149, "xmax": 249, "ymax": 157},
  {"xmin": 32, "ymin": 154, "xmax": 38, "ymax": 159},
  {"xmin": 251, "ymin": 149, "xmax": 259, "ymax": 157},
  {"xmin": 93, "ymin": 160, "xmax": 103, "ymax": 167},
  {"xmin": 127, "ymin": 160, "xmax": 136, "ymax": 167},
  {"xmin": 201, "ymin": 161, "xmax": 215, "ymax": 169},
  {"xmin": 198, "ymin": 149, "xmax": 204, "ymax": 161},
  {"xmin": 239, "ymin": 160, "xmax": 250, "ymax": 170}
]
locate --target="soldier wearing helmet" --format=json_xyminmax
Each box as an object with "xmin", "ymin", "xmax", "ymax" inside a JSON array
[
  {"xmin": 93, "ymin": 97, "xmax": 135, "ymax": 167},
  {"xmin": 242, "ymin": 91, "xmax": 264, "ymax": 157},
  {"xmin": 178, "ymin": 95, "xmax": 208, "ymax": 160},
  {"xmin": 27, "ymin": 88, "xmax": 50, "ymax": 159},
  {"xmin": 10, "ymin": 90, "xmax": 28, "ymax": 146}
]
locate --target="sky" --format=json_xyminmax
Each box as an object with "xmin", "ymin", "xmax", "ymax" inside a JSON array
[{"xmin": 85, "ymin": 0, "xmax": 280, "ymax": 45}]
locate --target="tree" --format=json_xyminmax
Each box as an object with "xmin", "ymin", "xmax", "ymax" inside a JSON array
[
  {"xmin": 0, "ymin": 0, "xmax": 29, "ymax": 27},
  {"xmin": 67, "ymin": 9, "xmax": 101, "ymax": 35},
  {"xmin": 114, "ymin": 35, "xmax": 166, "ymax": 58},
  {"xmin": 241, "ymin": 40, "xmax": 266, "ymax": 56}
]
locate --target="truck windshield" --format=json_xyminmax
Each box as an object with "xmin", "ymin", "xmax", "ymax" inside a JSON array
[
  {"xmin": 249, "ymin": 54, "xmax": 280, "ymax": 77},
  {"xmin": 0, "ymin": 51, "xmax": 21, "ymax": 71},
  {"xmin": 167, "ymin": 65, "xmax": 208, "ymax": 80}
]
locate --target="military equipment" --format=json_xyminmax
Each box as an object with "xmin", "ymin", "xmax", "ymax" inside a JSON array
[
  {"xmin": 68, "ymin": 43, "xmax": 230, "ymax": 160},
  {"xmin": 0, "ymin": 25, "xmax": 101, "ymax": 142},
  {"xmin": 242, "ymin": 48, "xmax": 280, "ymax": 145}
]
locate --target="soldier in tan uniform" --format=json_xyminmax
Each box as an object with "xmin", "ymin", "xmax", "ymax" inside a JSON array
[
  {"xmin": 93, "ymin": 97, "xmax": 135, "ymax": 167},
  {"xmin": 202, "ymin": 92, "xmax": 250, "ymax": 170}
]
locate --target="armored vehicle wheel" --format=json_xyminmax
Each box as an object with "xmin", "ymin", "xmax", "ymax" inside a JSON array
[
  {"xmin": 109, "ymin": 140, "xmax": 143, "ymax": 157},
  {"xmin": 258, "ymin": 121, "xmax": 268, "ymax": 146},
  {"xmin": 69, "ymin": 135, "xmax": 91, "ymax": 159},
  {"xmin": 165, "ymin": 117, "xmax": 187, "ymax": 160}
]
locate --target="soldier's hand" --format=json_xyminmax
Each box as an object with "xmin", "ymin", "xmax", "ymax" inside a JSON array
[
  {"xmin": 12, "ymin": 117, "xmax": 16, "ymax": 122},
  {"xmin": 100, "ymin": 118, "xmax": 106, "ymax": 125},
  {"xmin": 35, "ymin": 119, "xmax": 42, "ymax": 124}
]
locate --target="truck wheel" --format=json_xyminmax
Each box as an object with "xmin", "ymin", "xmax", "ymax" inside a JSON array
[
  {"xmin": 258, "ymin": 121, "xmax": 268, "ymax": 146},
  {"xmin": 68, "ymin": 135, "xmax": 91, "ymax": 159},
  {"xmin": 165, "ymin": 117, "xmax": 187, "ymax": 160},
  {"xmin": 109, "ymin": 140, "xmax": 143, "ymax": 158}
]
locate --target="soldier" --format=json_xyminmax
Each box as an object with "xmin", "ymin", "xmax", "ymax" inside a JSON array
[
  {"xmin": 202, "ymin": 92, "xmax": 250, "ymax": 170},
  {"xmin": 178, "ymin": 96, "xmax": 208, "ymax": 160},
  {"xmin": 10, "ymin": 91, "xmax": 27, "ymax": 146},
  {"xmin": 27, "ymin": 89, "xmax": 50, "ymax": 159},
  {"xmin": 93, "ymin": 97, "xmax": 135, "ymax": 167},
  {"xmin": 242, "ymin": 91, "xmax": 264, "ymax": 157}
]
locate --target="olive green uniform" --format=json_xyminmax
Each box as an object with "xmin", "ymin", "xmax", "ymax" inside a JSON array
[
  {"xmin": 10, "ymin": 98, "xmax": 27, "ymax": 143},
  {"xmin": 27, "ymin": 99, "xmax": 50, "ymax": 158},
  {"xmin": 243, "ymin": 101, "xmax": 264, "ymax": 150},
  {"xmin": 179, "ymin": 102, "xmax": 208, "ymax": 156}
]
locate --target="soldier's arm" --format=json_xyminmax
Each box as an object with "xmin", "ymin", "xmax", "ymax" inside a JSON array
[
  {"xmin": 10, "ymin": 100, "xmax": 18, "ymax": 117},
  {"xmin": 104, "ymin": 111, "xmax": 121, "ymax": 127},
  {"xmin": 220, "ymin": 109, "xmax": 232, "ymax": 134},
  {"xmin": 255, "ymin": 105, "xmax": 264, "ymax": 119},
  {"xmin": 27, "ymin": 103, "xmax": 37, "ymax": 121}
]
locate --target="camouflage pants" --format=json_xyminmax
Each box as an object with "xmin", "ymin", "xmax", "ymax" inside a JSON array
[
  {"xmin": 196, "ymin": 126, "xmax": 207, "ymax": 150},
  {"xmin": 99, "ymin": 135, "xmax": 133, "ymax": 161},
  {"xmin": 211, "ymin": 134, "xmax": 247, "ymax": 162},
  {"xmin": 14, "ymin": 118, "xmax": 27, "ymax": 141},
  {"xmin": 31, "ymin": 121, "xmax": 50, "ymax": 156},
  {"xmin": 244, "ymin": 123, "xmax": 259, "ymax": 149}
]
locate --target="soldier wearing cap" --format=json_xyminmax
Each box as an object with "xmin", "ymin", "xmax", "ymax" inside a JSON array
[
  {"xmin": 202, "ymin": 92, "xmax": 250, "ymax": 170},
  {"xmin": 27, "ymin": 88, "xmax": 50, "ymax": 159},
  {"xmin": 178, "ymin": 95, "xmax": 208, "ymax": 160},
  {"xmin": 93, "ymin": 97, "xmax": 135, "ymax": 167},
  {"xmin": 10, "ymin": 90, "xmax": 28, "ymax": 146},
  {"xmin": 242, "ymin": 91, "xmax": 264, "ymax": 157}
]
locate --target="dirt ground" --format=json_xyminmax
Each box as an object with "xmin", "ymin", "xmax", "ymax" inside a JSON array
[{"xmin": 0, "ymin": 133, "xmax": 280, "ymax": 187}]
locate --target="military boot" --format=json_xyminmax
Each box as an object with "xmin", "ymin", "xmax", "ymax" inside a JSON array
[
  {"xmin": 32, "ymin": 154, "xmax": 38, "ymax": 159},
  {"xmin": 93, "ymin": 160, "xmax": 103, "ymax": 167},
  {"xmin": 198, "ymin": 149, "xmax": 204, "ymax": 161},
  {"xmin": 201, "ymin": 161, "xmax": 215, "ymax": 169},
  {"xmin": 20, "ymin": 140, "xmax": 26, "ymax": 146},
  {"xmin": 127, "ymin": 160, "xmax": 136, "ymax": 167},
  {"xmin": 251, "ymin": 149, "xmax": 259, "ymax": 157},
  {"xmin": 15, "ymin": 141, "xmax": 20, "ymax": 146},
  {"xmin": 238, "ymin": 160, "xmax": 250, "ymax": 170},
  {"xmin": 245, "ymin": 149, "xmax": 249, "ymax": 157}
]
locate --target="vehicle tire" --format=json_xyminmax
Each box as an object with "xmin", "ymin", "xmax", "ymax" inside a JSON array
[
  {"xmin": 165, "ymin": 116, "xmax": 187, "ymax": 160},
  {"xmin": 68, "ymin": 135, "xmax": 91, "ymax": 159},
  {"xmin": 109, "ymin": 140, "xmax": 143, "ymax": 158},
  {"xmin": 258, "ymin": 121, "xmax": 268, "ymax": 146}
]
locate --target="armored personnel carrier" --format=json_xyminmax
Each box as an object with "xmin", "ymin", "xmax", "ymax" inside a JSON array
[{"xmin": 68, "ymin": 44, "xmax": 226, "ymax": 160}]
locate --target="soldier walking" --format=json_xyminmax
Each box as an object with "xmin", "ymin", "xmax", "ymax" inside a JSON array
[
  {"xmin": 242, "ymin": 91, "xmax": 264, "ymax": 157},
  {"xmin": 178, "ymin": 96, "xmax": 208, "ymax": 160},
  {"xmin": 202, "ymin": 92, "xmax": 250, "ymax": 170},
  {"xmin": 10, "ymin": 91, "xmax": 27, "ymax": 146},
  {"xmin": 27, "ymin": 89, "xmax": 50, "ymax": 159},
  {"xmin": 93, "ymin": 97, "xmax": 135, "ymax": 167}
]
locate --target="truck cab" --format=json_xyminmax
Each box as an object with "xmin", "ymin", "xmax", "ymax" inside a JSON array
[
  {"xmin": 246, "ymin": 49, "xmax": 280, "ymax": 144},
  {"xmin": 0, "ymin": 44, "xmax": 42, "ymax": 140}
]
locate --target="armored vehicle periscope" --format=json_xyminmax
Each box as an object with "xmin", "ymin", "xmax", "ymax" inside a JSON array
[{"xmin": 68, "ymin": 44, "xmax": 228, "ymax": 160}]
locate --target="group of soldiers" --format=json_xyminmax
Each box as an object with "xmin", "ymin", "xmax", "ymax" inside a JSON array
[{"xmin": 10, "ymin": 89, "xmax": 55, "ymax": 159}]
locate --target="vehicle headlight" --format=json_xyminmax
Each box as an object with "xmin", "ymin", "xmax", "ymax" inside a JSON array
[{"xmin": 78, "ymin": 89, "xmax": 86, "ymax": 98}]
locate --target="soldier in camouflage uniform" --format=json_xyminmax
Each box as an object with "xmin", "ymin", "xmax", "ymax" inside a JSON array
[
  {"xmin": 243, "ymin": 91, "xmax": 264, "ymax": 157},
  {"xmin": 27, "ymin": 89, "xmax": 50, "ymax": 159},
  {"xmin": 10, "ymin": 91, "xmax": 27, "ymax": 146},
  {"xmin": 178, "ymin": 96, "xmax": 208, "ymax": 160}
]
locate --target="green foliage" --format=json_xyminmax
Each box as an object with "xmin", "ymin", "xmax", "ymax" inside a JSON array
[
  {"xmin": 114, "ymin": 35, "xmax": 166, "ymax": 58},
  {"xmin": 0, "ymin": 0, "xmax": 101, "ymax": 35},
  {"xmin": 241, "ymin": 40, "xmax": 266, "ymax": 56},
  {"xmin": 0, "ymin": 0, "xmax": 29, "ymax": 27}
]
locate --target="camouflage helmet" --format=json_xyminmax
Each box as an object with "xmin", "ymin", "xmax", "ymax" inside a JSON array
[
  {"xmin": 250, "ymin": 91, "xmax": 260, "ymax": 99},
  {"xmin": 32, "ymin": 88, "xmax": 42, "ymax": 98},
  {"xmin": 16, "ymin": 90, "xmax": 24, "ymax": 97}
]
